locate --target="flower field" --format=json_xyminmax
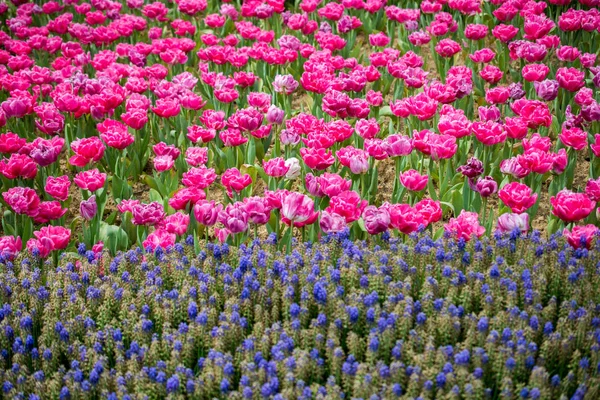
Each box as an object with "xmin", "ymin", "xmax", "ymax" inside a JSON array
[{"xmin": 1, "ymin": 0, "xmax": 600, "ymax": 397}]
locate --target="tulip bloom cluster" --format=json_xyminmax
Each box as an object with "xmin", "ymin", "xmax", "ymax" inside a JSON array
[
  {"xmin": 0, "ymin": 0, "xmax": 599, "ymax": 261},
  {"xmin": 0, "ymin": 229, "xmax": 599, "ymax": 398}
]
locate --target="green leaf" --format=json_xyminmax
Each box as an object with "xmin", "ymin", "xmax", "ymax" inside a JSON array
[
  {"xmin": 105, "ymin": 210, "xmax": 118, "ymax": 225},
  {"xmin": 357, "ymin": 217, "xmax": 367, "ymax": 232},
  {"xmin": 439, "ymin": 201, "xmax": 455, "ymax": 214},
  {"xmin": 99, "ymin": 222, "xmax": 129, "ymax": 255},
  {"xmin": 143, "ymin": 175, "xmax": 160, "ymax": 192},
  {"xmin": 149, "ymin": 189, "xmax": 163, "ymax": 203},
  {"xmin": 378, "ymin": 106, "xmax": 394, "ymax": 118},
  {"xmin": 2, "ymin": 217, "xmax": 14, "ymax": 236},
  {"xmin": 427, "ymin": 179, "xmax": 438, "ymax": 201},
  {"xmin": 246, "ymin": 139, "xmax": 256, "ymax": 165}
]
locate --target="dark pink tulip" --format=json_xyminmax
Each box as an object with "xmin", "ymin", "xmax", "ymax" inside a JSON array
[
  {"xmin": 0, "ymin": 153, "xmax": 37, "ymax": 180},
  {"xmin": 556, "ymin": 67, "xmax": 585, "ymax": 92},
  {"xmin": 3, "ymin": 187, "xmax": 40, "ymax": 216},
  {"xmin": 551, "ymin": 190, "xmax": 596, "ymax": 222},
  {"xmin": 0, "ymin": 133, "xmax": 26, "ymax": 154},
  {"xmin": 69, "ymin": 137, "xmax": 105, "ymax": 167},
  {"xmin": 559, "ymin": 127, "xmax": 588, "ymax": 151},
  {"xmin": 499, "ymin": 182, "xmax": 538, "ymax": 213},
  {"xmin": 45, "ymin": 175, "xmax": 70, "ymax": 201}
]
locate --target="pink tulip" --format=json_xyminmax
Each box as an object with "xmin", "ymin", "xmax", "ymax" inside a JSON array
[
  {"xmin": 319, "ymin": 211, "xmax": 347, "ymax": 234},
  {"xmin": 0, "ymin": 236, "xmax": 22, "ymax": 260},
  {"xmin": 97, "ymin": 119, "xmax": 134, "ymax": 150},
  {"xmin": 559, "ymin": 127, "xmax": 588, "ymax": 151},
  {"xmin": 32, "ymin": 201, "xmax": 67, "ymax": 224},
  {"xmin": 185, "ymin": 147, "xmax": 209, "ymax": 167},
  {"xmin": 497, "ymin": 213, "xmax": 530, "ymax": 234},
  {"xmin": 182, "ymin": 167, "xmax": 217, "ymax": 189},
  {"xmin": 385, "ymin": 203, "xmax": 426, "ymax": 234},
  {"xmin": 300, "ymin": 147, "xmax": 335, "ymax": 170},
  {"xmin": 383, "ymin": 134, "xmax": 413, "ymax": 157},
  {"xmin": 400, "ymin": 170, "xmax": 428, "ymax": 192},
  {"xmin": 34, "ymin": 225, "xmax": 71, "ymax": 251},
  {"xmin": 218, "ymin": 202, "xmax": 249, "ymax": 233},
  {"xmin": 3, "ymin": 187, "xmax": 40, "ymax": 216},
  {"xmin": 0, "ymin": 153, "xmax": 37, "ymax": 180},
  {"xmin": 154, "ymin": 155, "xmax": 175, "ymax": 172},
  {"xmin": 264, "ymin": 157, "xmax": 290, "ymax": 178},
  {"xmin": 362, "ymin": 206, "xmax": 390, "ymax": 235},
  {"xmin": 215, "ymin": 226, "xmax": 230, "ymax": 243},
  {"xmin": 281, "ymin": 192, "xmax": 318, "ymax": 227},
  {"xmin": 168, "ymin": 187, "xmax": 206, "ymax": 210},
  {"xmin": 319, "ymin": 173, "xmax": 351, "ymax": 198},
  {"xmin": 143, "ymin": 229, "xmax": 176, "ymax": 250},
  {"xmin": 69, "ymin": 137, "xmax": 105, "ymax": 167},
  {"xmin": 243, "ymin": 197, "xmax": 271, "ymax": 225},
  {"xmin": 0, "ymin": 132, "xmax": 26, "ymax": 154},
  {"xmin": 193, "ymin": 200, "xmax": 222, "ymax": 226},
  {"xmin": 556, "ymin": 67, "xmax": 585, "ymax": 92},
  {"xmin": 415, "ymin": 198, "xmax": 443, "ymax": 225},
  {"xmin": 551, "ymin": 190, "xmax": 596, "ymax": 222},
  {"xmin": 221, "ymin": 168, "xmax": 252, "ymax": 196},
  {"xmin": 132, "ymin": 202, "xmax": 166, "ymax": 226},
  {"xmin": 585, "ymin": 178, "xmax": 600, "ymax": 202},
  {"xmin": 326, "ymin": 191, "xmax": 367, "ymax": 224},
  {"xmin": 153, "ymin": 142, "xmax": 181, "ymax": 159},
  {"xmin": 563, "ymin": 225, "xmax": 599, "ymax": 249},
  {"xmin": 162, "ymin": 212, "xmax": 190, "ymax": 236},
  {"xmin": 74, "ymin": 169, "xmax": 106, "ymax": 192},
  {"xmin": 498, "ymin": 182, "xmax": 538, "ymax": 213},
  {"xmin": 444, "ymin": 210, "xmax": 485, "ymax": 241}
]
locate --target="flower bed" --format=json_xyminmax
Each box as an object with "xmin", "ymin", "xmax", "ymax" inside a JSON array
[
  {"xmin": 0, "ymin": 0, "xmax": 599, "ymax": 259},
  {"xmin": 1, "ymin": 232, "xmax": 599, "ymax": 398}
]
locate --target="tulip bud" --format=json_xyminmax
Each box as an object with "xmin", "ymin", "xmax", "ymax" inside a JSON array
[
  {"xmin": 475, "ymin": 176, "xmax": 498, "ymax": 197},
  {"xmin": 266, "ymin": 105, "xmax": 284, "ymax": 124},
  {"xmin": 80, "ymin": 195, "xmax": 97, "ymax": 221}
]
